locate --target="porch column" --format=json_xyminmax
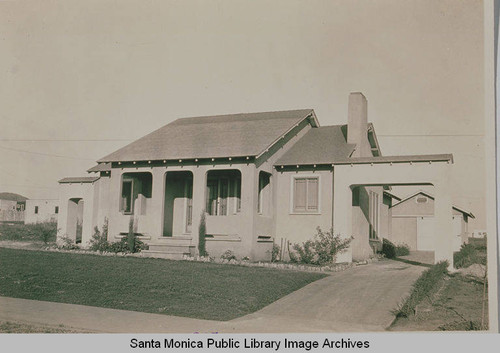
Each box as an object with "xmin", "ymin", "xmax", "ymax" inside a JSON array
[
  {"xmin": 332, "ymin": 166, "xmax": 353, "ymax": 263},
  {"xmin": 191, "ymin": 167, "xmax": 206, "ymax": 255},
  {"xmin": 433, "ymin": 165, "xmax": 454, "ymax": 269},
  {"xmin": 150, "ymin": 168, "xmax": 166, "ymax": 239}
]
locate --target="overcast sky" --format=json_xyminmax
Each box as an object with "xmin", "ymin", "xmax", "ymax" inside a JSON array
[{"xmin": 0, "ymin": 0, "xmax": 486, "ymax": 229}]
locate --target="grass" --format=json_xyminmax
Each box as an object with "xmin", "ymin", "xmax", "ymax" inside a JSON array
[
  {"xmin": 395, "ymin": 261, "xmax": 449, "ymax": 318},
  {"xmin": 389, "ymin": 274, "xmax": 488, "ymax": 331},
  {"xmin": 0, "ymin": 221, "xmax": 57, "ymax": 243},
  {"xmin": 0, "ymin": 248, "xmax": 326, "ymax": 321},
  {"xmin": 454, "ymin": 240, "xmax": 487, "ymax": 269}
]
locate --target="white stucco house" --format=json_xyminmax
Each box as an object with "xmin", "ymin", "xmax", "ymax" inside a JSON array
[
  {"xmin": 56, "ymin": 93, "xmax": 460, "ymax": 266},
  {"xmin": 24, "ymin": 199, "xmax": 59, "ymax": 224}
]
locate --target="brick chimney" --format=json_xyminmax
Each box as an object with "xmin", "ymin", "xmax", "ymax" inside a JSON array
[{"xmin": 347, "ymin": 92, "xmax": 369, "ymax": 157}]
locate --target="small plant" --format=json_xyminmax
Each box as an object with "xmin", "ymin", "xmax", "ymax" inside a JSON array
[
  {"xmin": 381, "ymin": 238, "xmax": 396, "ymax": 259},
  {"xmin": 89, "ymin": 218, "xmax": 110, "ymax": 252},
  {"xmin": 241, "ymin": 256, "xmax": 250, "ymax": 262},
  {"xmin": 127, "ymin": 216, "xmax": 135, "ymax": 253},
  {"xmin": 198, "ymin": 211, "xmax": 208, "ymax": 257},
  {"xmin": 291, "ymin": 227, "xmax": 353, "ymax": 265},
  {"xmin": 57, "ymin": 235, "xmax": 80, "ymax": 250},
  {"xmin": 271, "ymin": 243, "xmax": 280, "ymax": 262},
  {"xmin": 220, "ymin": 250, "xmax": 236, "ymax": 261},
  {"xmin": 395, "ymin": 243, "xmax": 410, "ymax": 257}
]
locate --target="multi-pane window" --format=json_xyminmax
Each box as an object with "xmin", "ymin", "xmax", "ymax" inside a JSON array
[
  {"xmin": 292, "ymin": 177, "xmax": 319, "ymax": 213},
  {"xmin": 34, "ymin": 206, "xmax": 39, "ymax": 214},
  {"xmin": 369, "ymin": 190, "xmax": 379, "ymax": 239},
  {"xmin": 206, "ymin": 170, "xmax": 241, "ymax": 216},
  {"xmin": 55, "ymin": 206, "xmax": 59, "ymax": 214}
]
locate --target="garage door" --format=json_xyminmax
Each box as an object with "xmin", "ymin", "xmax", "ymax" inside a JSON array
[
  {"xmin": 417, "ymin": 216, "xmax": 463, "ymax": 252},
  {"xmin": 416, "ymin": 217, "xmax": 435, "ymax": 251}
]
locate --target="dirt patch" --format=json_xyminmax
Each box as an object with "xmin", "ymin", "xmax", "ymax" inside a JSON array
[
  {"xmin": 389, "ymin": 273, "xmax": 488, "ymax": 331},
  {"xmin": 0, "ymin": 321, "xmax": 87, "ymax": 333}
]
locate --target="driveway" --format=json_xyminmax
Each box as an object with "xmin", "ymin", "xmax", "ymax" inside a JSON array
[{"xmin": 0, "ymin": 260, "xmax": 424, "ymax": 333}]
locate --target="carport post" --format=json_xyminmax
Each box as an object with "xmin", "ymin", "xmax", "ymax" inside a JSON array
[{"xmin": 433, "ymin": 168, "xmax": 454, "ymax": 269}]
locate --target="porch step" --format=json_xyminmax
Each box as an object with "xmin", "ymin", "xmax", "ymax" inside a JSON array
[{"xmin": 140, "ymin": 250, "xmax": 190, "ymax": 260}]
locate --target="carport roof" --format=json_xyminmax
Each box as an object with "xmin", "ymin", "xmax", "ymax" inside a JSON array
[{"xmin": 58, "ymin": 177, "xmax": 100, "ymax": 184}]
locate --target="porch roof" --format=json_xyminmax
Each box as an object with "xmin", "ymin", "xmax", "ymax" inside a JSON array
[
  {"xmin": 87, "ymin": 162, "xmax": 111, "ymax": 173},
  {"xmin": 97, "ymin": 109, "xmax": 316, "ymax": 163}
]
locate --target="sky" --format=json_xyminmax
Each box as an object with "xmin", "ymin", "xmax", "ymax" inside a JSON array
[{"xmin": 0, "ymin": 0, "xmax": 487, "ymax": 229}]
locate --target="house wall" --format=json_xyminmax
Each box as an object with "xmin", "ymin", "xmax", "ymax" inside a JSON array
[
  {"xmin": 274, "ymin": 170, "xmax": 333, "ymax": 249},
  {"xmin": 24, "ymin": 199, "xmax": 59, "ymax": 224}
]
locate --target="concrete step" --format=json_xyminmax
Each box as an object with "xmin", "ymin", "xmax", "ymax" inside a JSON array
[{"xmin": 140, "ymin": 250, "xmax": 188, "ymax": 260}]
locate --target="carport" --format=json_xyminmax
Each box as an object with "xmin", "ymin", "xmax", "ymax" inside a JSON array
[{"xmin": 332, "ymin": 154, "xmax": 455, "ymax": 268}]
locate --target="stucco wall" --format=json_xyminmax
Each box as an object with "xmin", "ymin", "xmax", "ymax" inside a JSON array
[
  {"xmin": 274, "ymin": 170, "xmax": 333, "ymax": 247},
  {"xmin": 24, "ymin": 199, "xmax": 59, "ymax": 224}
]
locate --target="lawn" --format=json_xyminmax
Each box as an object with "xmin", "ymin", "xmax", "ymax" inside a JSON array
[{"xmin": 0, "ymin": 248, "xmax": 326, "ymax": 321}]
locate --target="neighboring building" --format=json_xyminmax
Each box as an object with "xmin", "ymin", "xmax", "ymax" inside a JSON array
[
  {"xmin": 388, "ymin": 191, "xmax": 474, "ymax": 252},
  {"xmin": 56, "ymin": 93, "xmax": 459, "ymax": 265},
  {"xmin": 24, "ymin": 199, "xmax": 59, "ymax": 224},
  {"xmin": 0, "ymin": 192, "xmax": 27, "ymax": 223}
]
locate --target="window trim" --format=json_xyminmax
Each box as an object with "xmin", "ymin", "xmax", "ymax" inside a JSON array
[{"xmin": 289, "ymin": 174, "xmax": 321, "ymax": 215}]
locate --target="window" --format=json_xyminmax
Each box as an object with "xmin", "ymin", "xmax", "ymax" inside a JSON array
[
  {"xmin": 369, "ymin": 190, "xmax": 379, "ymax": 239},
  {"xmin": 55, "ymin": 206, "xmax": 59, "ymax": 214},
  {"xmin": 206, "ymin": 170, "xmax": 241, "ymax": 216},
  {"xmin": 34, "ymin": 206, "xmax": 39, "ymax": 214},
  {"xmin": 292, "ymin": 176, "xmax": 319, "ymax": 213},
  {"xmin": 121, "ymin": 180, "xmax": 133, "ymax": 214},
  {"xmin": 416, "ymin": 196, "xmax": 428, "ymax": 204}
]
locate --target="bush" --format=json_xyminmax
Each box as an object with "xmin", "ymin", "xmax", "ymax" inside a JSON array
[
  {"xmin": 198, "ymin": 212, "xmax": 208, "ymax": 257},
  {"xmin": 0, "ymin": 221, "xmax": 57, "ymax": 243},
  {"xmin": 396, "ymin": 261, "xmax": 449, "ymax": 317},
  {"xmin": 395, "ymin": 243, "xmax": 410, "ymax": 257},
  {"xmin": 57, "ymin": 235, "xmax": 80, "ymax": 250},
  {"xmin": 89, "ymin": 218, "xmax": 109, "ymax": 252},
  {"xmin": 291, "ymin": 227, "xmax": 353, "ymax": 266},
  {"xmin": 381, "ymin": 238, "xmax": 396, "ymax": 259},
  {"xmin": 454, "ymin": 243, "xmax": 487, "ymax": 269},
  {"xmin": 271, "ymin": 243, "xmax": 280, "ymax": 262},
  {"xmin": 220, "ymin": 250, "xmax": 236, "ymax": 261}
]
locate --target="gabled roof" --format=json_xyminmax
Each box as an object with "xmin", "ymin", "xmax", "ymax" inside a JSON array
[
  {"xmin": 390, "ymin": 191, "xmax": 475, "ymax": 218},
  {"xmin": 275, "ymin": 125, "xmax": 356, "ymax": 165},
  {"xmin": 58, "ymin": 177, "xmax": 100, "ymax": 184},
  {"xmin": 98, "ymin": 109, "xmax": 317, "ymax": 163}
]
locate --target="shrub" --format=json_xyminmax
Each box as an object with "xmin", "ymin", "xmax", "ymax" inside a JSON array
[
  {"xmin": 381, "ymin": 238, "xmax": 396, "ymax": 259},
  {"xmin": 89, "ymin": 218, "xmax": 109, "ymax": 252},
  {"xmin": 220, "ymin": 250, "xmax": 236, "ymax": 261},
  {"xmin": 291, "ymin": 227, "xmax": 353, "ymax": 265},
  {"xmin": 395, "ymin": 243, "xmax": 410, "ymax": 257},
  {"xmin": 57, "ymin": 235, "xmax": 80, "ymax": 250},
  {"xmin": 127, "ymin": 216, "xmax": 135, "ymax": 253},
  {"xmin": 396, "ymin": 261, "xmax": 449, "ymax": 317},
  {"xmin": 198, "ymin": 211, "xmax": 208, "ymax": 257},
  {"xmin": 454, "ymin": 243, "xmax": 487, "ymax": 269},
  {"xmin": 271, "ymin": 243, "xmax": 280, "ymax": 262}
]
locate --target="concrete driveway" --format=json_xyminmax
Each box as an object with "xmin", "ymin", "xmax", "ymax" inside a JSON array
[{"xmin": 0, "ymin": 260, "xmax": 424, "ymax": 333}]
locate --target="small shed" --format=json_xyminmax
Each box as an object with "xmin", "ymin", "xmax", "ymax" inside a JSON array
[{"xmin": 388, "ymin": 191, "xmax": 474, "ymax": 252}]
